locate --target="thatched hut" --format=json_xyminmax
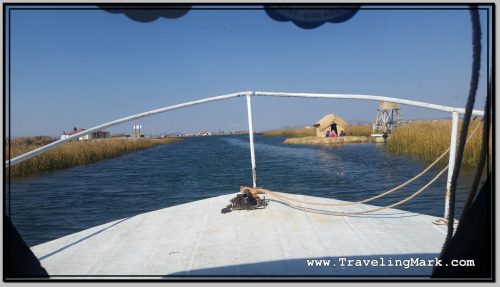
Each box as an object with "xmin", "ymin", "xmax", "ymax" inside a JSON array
[{"xmin": 313, "ymin": 114, "xmax": 348, "ymax": 137}]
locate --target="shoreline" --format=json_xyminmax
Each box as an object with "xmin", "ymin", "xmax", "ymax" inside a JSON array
[
  {"xmin": 263, "ymin": 119, "xmax": 487, "ymax": 168},
  {"xmin": 8, "ymin": 137, "xmax": 182, "ymax": 178}
]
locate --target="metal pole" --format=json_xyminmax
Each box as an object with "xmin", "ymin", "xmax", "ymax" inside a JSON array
[
  {"xmin": 7, "ymin": 91, "xmax": 484, "ymax": 167},
  {"xmin": 444, "ymin": 111, "xmax": 459, "ymax": 219},
  {"xmin": 252, "ymin": 91, "xmax": 485, "ymax": 117},
  {"xmin": 6, "ymin": 92, "xmax": 245, "ymax": 166},
  {"xmin": 246, "ymin": 94, "xmax": 257, "ymax": 188}
]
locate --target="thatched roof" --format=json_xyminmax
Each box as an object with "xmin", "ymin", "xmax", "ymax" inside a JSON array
[
  {"xmin": 379, "ymin": 101, "xmax": 400, "ymax": 110},
  {"xmin": 313, "ymin": 114, "xmax": 348, "ymax": 130}
]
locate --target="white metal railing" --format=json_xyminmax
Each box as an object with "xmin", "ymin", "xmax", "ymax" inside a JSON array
[{"xmin": 5, "ymin": 91, "xmax": 485, "ymax": 219}]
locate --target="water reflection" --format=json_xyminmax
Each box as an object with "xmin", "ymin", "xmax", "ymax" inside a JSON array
[{"xmin": 9, "ymin": 134, "xmax": 476, "ymax": 246}]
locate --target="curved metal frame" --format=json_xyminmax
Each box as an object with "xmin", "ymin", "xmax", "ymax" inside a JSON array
[
  {"xmin": 6, "ymin": 91, "xmax": 485, "ymax": 219},
  {"xmin": 5, "ymin": 91, "xmax": 484, "ymax": 167}
]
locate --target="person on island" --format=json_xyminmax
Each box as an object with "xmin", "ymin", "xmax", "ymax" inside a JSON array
[
  {"xmin": 329, "ymin": 130, "xmax": 337, "ymax": 138},
  {"xmin": 325, "ymin": 130, "xmax": 330, "ymax": 137},
  {"xmin": 339, "ymin": 130, "xmax": 346, "ymax": 137}
]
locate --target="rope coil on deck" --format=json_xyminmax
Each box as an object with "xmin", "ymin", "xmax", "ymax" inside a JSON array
[{"xmin": 245, "ymin": 122, "xmax": 482, "ymax": 216}]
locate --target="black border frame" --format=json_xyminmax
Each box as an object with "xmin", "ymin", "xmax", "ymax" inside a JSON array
[{"xmin": 2, "ymin": 2, "xmax": 495, "ymax": 283}]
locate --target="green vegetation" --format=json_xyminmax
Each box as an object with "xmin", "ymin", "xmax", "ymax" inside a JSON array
[
  {"xmin": 7, "ymin": 137, "xmax": 182, "ymax": 177},
  {"xmin": 386, "ymin": 119, "xmax": 489, "ymax": 167}
]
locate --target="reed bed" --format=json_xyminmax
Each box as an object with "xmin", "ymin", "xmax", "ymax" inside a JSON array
[
  {"xmin": 262, "ymin": 128, "xmax": 316, "ymax": 138},
  {"xmin": 261, "ymin": 120, "xmax": 489, "ymax": 168},
  {"xmin": 262, "ymin": 124, "xmax": 373, "ymax": 137},
  {"xmin": 346, "ymin": 124, "xmax": 373, "ymax": 137},
  {"xmin": 386, "ymin": 119, "xmax": 490, "ymax": 167},
  {"xmin": 7, "ymin": 137, "xmax": 182, "ymax": 178}
]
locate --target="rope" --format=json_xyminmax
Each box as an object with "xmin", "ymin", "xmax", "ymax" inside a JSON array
[
  {"xmin": 463, "ymin": 70, "xmax": 491, "ymax": 214},
  {"xmin": 265, "ymin": 166, "xmax": 448, "ymax": 216},
  {"xmin": 250, "ymin": 121, "xmax": 482, "ymax": 216},
  {"xmin": 444, "ymin": 6, "xmax": 482, "ymax": 246},
  {"xmin": 257, "ymin": 122, "xmax": 481, "ymax": 208}
]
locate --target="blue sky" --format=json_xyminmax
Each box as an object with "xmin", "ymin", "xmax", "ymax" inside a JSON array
[{"xmin": 7, "ymin": 5, "xmax": 491, "ymax": 137}]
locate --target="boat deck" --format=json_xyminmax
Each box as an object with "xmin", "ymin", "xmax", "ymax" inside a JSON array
[{"xmin": 31, "ymin": 192, "xmax": 451, "ymax": 278}]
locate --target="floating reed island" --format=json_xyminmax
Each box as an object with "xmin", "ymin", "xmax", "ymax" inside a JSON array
[
  {"xmin": 264, "ymin": 124, "xmax": 373, "ymax": 145},
  {"xmin": 263, "ymin": 124, "xmax": 373, "ymax": 138},
  {"xmin": 284, "ymin": 136, "xmax": 371, "ymax": 145},
  {"xmin": 6, "ymin": 136, "xmax": 182, "ymax": 178},
  {"xmin": 263, "ymin": 120, "xmax": 489, "ymax": 168}
]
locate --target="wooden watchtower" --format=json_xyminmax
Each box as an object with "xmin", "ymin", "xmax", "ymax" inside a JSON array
[{"xmin": 372, "ymin": 101, "xmax": 401, "ymax": 134}]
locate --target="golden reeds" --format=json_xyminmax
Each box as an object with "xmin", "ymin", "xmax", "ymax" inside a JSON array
[
  {"xmin": 261, "ymin": 120, "xmax": 490, "ymax": 168},
  {"xmin": 346, "ymin": 124, "xmax": 373, "ymax": 137},
  {"xmin": 262, "ymin": 128, "xmax": 316, "ymax": 138},
  {"xmin": 386, "ymin": 119, "xmax": 490, "ymax": 167},
  {"xmin": 262, "ymin": 124, "xmax": 373, "ymax": 137},
  {"xmin": 7, "ymin": 137, "xmax": 182, "ymax": 178}
]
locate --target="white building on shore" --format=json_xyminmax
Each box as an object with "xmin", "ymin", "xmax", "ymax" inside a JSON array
[{"xmin": 61, "ymin": 127, "xmax": 110, "ymax": 141}]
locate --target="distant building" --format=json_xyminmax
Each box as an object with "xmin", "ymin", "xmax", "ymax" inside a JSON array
[
  {"xmin": 91, "ymin": 131, "xmax": 110, "ymax": 139},
  {"xmin": 313, "ymin": 114, "xmax": 348, "ymax": 137},
  {"xmin": 61, "ymin": 127, "xmax": 87, "ymax": 140},
  {"xmin": 61, "ymin": 127, "xmax": 110, "ymax": 141}
]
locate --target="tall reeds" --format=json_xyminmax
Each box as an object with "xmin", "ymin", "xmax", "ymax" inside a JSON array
[
  {"xmin": 346, "ymin": 124, "xmax": 373, "ymax": 137},
  {"xmin": 6, "ymin": 137, "xmax": 182, "ymax": 178},
  {"xmin": 262, "ymin": 124, "xmax": 373, "ymax": 137},
  {"xmin": 261, "ymin": 120, "xmax": 489, "ymax": 168},
  {"xmin": 386, "ymin": 119, "xmax": 489, "ymax": 167},
  {"xmin": 262, "ymin": 128, "xmax": 316, "ymax": 138}
]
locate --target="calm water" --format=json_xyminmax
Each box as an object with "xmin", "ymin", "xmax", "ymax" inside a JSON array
[{"xmin": 8, "ymin": 135, "xmax": 476, "ymax": 247}]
